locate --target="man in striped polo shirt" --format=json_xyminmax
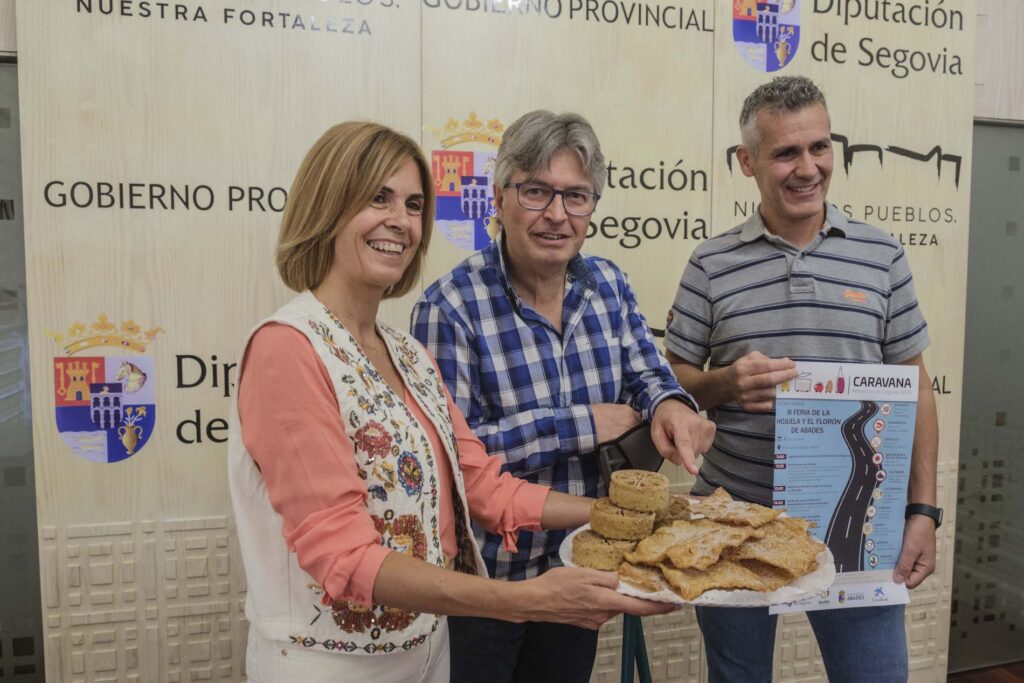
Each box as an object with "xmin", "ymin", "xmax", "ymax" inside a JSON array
[{"xmin": 666, "ymin": 76, "xmax": 940, "ymax": 682}]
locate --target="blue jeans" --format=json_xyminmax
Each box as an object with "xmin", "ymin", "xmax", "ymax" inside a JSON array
[{"xmin": 695, "ymin": 605, "xmax": 908, "ymax": 683}]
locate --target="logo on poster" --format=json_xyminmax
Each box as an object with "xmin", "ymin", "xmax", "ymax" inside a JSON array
[
  {"xmin": 427, "ymin": 114, "xmax": 504, "ymax": 250},
  {"xmin": 50, "ymin": 315, "xmax": 163, "ymax": 463},
  {"xmin": 733, "ymin": 0, "xmax": 801, "ymax": 72}
]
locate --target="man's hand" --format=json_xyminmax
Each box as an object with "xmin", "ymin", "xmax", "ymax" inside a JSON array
[
  {"xmin": 728, "ymin": 352, "xmax": 799, "ymax": 412},
  {"xmin": 650, "ymin": 399, "xmax": 716, "ymax": 475},
  {"xmin": 591, "ymin": 403, "xmax": 641, "ymax": 444},
  {"xmin": 893, "ymin": 514, "xmax": 937, "ymax": 589}
]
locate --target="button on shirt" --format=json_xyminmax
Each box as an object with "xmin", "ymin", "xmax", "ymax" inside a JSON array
[{"xmin": 412, "ymin": 233, "xmax": 694, "ymax": 580}]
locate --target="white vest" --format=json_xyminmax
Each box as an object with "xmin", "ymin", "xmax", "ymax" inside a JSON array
[{"xmin": 228, "ymin": 291, "xmax": 486, "ymax": 655}]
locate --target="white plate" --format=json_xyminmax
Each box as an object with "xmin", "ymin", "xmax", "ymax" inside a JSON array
[{"xmin": 558, "ymin": 523, "xmax": 836, "ymax": 607}]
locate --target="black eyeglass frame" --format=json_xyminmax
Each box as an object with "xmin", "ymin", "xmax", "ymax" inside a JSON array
[{"xmin": 502, "ymin": 182, "xmax": 601, "ymax": 217}]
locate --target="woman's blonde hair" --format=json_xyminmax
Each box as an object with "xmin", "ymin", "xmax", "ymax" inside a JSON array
[{"xmin": 276, "ymin": 122, "xmax": 434, "ymax": 297}]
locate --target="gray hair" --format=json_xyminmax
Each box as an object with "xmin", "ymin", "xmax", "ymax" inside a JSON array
[
  {"xmin": 740, "ymin": 76, "xmax": 829, "ymax": 154},
  {"xmin": 494, "ymin": 110, "xmax": 606, "ymax": 195}
]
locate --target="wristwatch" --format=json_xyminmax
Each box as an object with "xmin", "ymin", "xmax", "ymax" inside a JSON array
[{"xmin": 905, "ymin": 503, "xmax": 943, "ymax": 528}]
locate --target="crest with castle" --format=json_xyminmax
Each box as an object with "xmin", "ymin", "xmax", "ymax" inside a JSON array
[
  {"xmin": 50, "ymin": 314, "xmax": 162, "ymax": 463},
  {"xmin": 428, "ymin": 113, "xmax": 506, "ymax": 250}
]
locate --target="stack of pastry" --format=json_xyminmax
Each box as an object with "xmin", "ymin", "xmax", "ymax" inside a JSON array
[
  {"xmin": 571, "ymin": 470, "xmax": 670, "ymax": 571},
  {"xmin": 617, "ymin": 488, "xmax": 826, "ymax": 601}
]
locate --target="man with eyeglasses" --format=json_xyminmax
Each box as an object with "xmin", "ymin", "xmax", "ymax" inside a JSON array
[{"xmin": 412, "ymin": 110, "xmax": 714, "ymax": 682}]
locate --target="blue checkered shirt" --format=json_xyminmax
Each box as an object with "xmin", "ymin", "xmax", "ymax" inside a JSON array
[{"xmin": 411, "ymin": 234, "xmax": 694, "ymax": 580}]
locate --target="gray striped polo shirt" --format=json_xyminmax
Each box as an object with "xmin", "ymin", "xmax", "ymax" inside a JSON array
[{"xmin": 665, "ymin": 203, "xmax": 929, "ymax": 504}]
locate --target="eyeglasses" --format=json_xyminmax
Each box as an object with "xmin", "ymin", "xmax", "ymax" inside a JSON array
[{"xmin": 504, "ymin": 182, "xmax": 600, "ymax": 217}]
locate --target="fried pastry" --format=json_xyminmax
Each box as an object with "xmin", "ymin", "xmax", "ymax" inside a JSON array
[
  {"xmin": 609, "ymin": 470, "xmax": 669, "ymax": 512},
  {"xmin": 624, "ymin": 518, "xmax": 761, "ymax": 570},
  {"xmin": 737, "ymin": 560, "xmax": 795, "ymax": 591},
  {"xmin": 654, "ymin": 494, "xmax": 694, "ymax": 529},
  {"xmin": 692, "ymin": 487, "xmax": 783, "ymax": 527},
  {"xmin": 590, "ymin": 497, "xmax": 655, "ymax": 541},
  {"xmin": 723, "ymin": 517, "xmax": 825, "ymax": 576},
  {"xmin": 572, "ymin": 530, "xmax": 637, "ymax": 571},
  {"xmin": 601, "ymin": 488, "xmax": 827, "ymax": 603},
  {"xmin": 657, "ymin": 559, "xmax": 766, "ymax": 600},
  {"xmin": 618, "ymin": 561, "xmax": 667, "ymax": 593}
]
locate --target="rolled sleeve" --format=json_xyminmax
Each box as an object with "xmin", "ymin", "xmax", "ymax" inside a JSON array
[
  {"xmin": 239, "ymin": 324, "xmax": 391, "ymax": 607},
  {"xmin": 444, "ymin": 382, "xmax": 549, "ymax": 546}
]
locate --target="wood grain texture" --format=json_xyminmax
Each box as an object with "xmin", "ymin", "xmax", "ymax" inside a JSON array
[
  {"xmin": 949, "ymin": 662, "xmax": 1024, "ymax": 683},
  {"xmin": 0, "ymin": 0, "xmax": 14, "ymax": 54},
  {"xmin": 16, "ymin": 0, "xmax": 976, "ymax": 680},
  {"xmin": 975, "ymin": 0, "xmax": 1024, "ymax": 121}
]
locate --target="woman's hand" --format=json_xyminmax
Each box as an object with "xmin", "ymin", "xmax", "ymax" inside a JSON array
[
  {"xmin": 514, "ymin": 567, "xmax": 677, "ymax": 630},
  {"xmin": 373, "ymin": 553, "xmax": 674, "ymax": 629}
]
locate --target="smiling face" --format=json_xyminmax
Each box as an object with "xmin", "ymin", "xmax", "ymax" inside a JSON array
[
  {"xmin": 737, "ymin": 103, "xmax": 833, "ymax": 240},
  {"xmin": 324, "ymin": 159, "xmax": 425, "ymax": 297},
  {"xmin": 494, "ymin": 148, "xmax": 593, "ymax": 279}
]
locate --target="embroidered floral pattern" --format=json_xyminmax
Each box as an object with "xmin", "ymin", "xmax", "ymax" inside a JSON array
[
  {"xmin": 295, "ymin": 306, "xmax": 476, "ymax": 650},
  {"xmin": 354, "ymin": 421, "xmax": 392, "ymax": 459},
  {"xmin": 329, "ymin": 600, "xmax": 376, "ymax": 633},
  {"xmin": 389, "ymin": 514, "xmax": 428, "ymax": 560},
  {"xmin": 320, "ymin": 513, "xmax": 429, "ymax": 635},
  {"xmin": 324, "ymin": 558, "xmax": 423, "ymax": 633},
  {"xmin": 375, "ymin": 459, "xmax": 397, "ymax": 493},
  {"xmin": 307, "ymin": 319, "xmax": 354, "ymax": 365},
  {"xmin": 289, "ymin": 625, "xmax": 437, "ymax": 654},
  {"xmin": 397, "ymin": 452, "xmax": 423, "ymax": 496},
  {"xmin": 378, "ymin": 607, "xmax": 417, "ymax": 633}
]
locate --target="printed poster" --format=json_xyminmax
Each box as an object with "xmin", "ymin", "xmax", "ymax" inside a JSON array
[{"xmin": 770, "ymin": 362, "xmax": 918, "ymax": 613}]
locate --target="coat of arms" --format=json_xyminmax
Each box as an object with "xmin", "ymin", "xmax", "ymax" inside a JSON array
[
  {"xmin": 733, "ymin": 0, "xmax": 801, "ymax": 72},
  {"xmin": 427, "ymin": 113, "xmax": 505, "ymax": 251},
  {"xmin": 50, "ymin": 315, "xmax": 162, "ymax": 463}
]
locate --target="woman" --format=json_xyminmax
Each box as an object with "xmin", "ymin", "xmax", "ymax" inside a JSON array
[{"xmin": 227, "ymin": 122, "xmax": 670, "ymax": 682}]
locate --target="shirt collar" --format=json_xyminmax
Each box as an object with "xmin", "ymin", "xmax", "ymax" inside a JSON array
[
  {"xmin": 738, "ymin": 203, "xmax": 848, "ymax": 244},
  {"xmin": 491, "ymin": 230, "xmax": 597, "ymax": 308}
]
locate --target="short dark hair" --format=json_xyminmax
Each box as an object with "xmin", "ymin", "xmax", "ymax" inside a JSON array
[{"xmin": 740, "ymin": 76, "xmax": 829, "ymax": 154}]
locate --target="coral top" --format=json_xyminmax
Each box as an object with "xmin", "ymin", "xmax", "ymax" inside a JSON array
[{"xmin": 238, "ymin": 323, "xmax": 548, "ymax": 607}]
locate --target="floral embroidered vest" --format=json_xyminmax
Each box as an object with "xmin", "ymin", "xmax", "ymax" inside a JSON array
[{"xmin": 228, "ymin": 291, "xmax": 485, "ymax": 655}]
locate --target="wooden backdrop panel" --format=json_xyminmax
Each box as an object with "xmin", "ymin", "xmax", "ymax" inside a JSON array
[
  {"xmin": 420, "ymin": 1, "xmax": 716, "ymax": 324},
  {"xmin": 709, "ymin": 3, "xmax": 973, "ymax": 681},
  {"xmin": 19, "ymin": 1, "xmax": 421, "ymax": 679},
  {"xmin": 975, "ymin": 0, "xmax": 1024, "ymax": 121},
  {"xmin": 18, "ymin": 0, "xmax": 974, "ymax": 680}
]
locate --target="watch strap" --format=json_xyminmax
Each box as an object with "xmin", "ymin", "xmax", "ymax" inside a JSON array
[{"xmin": 905, "ymin": 503, "xmax": 943, "ymax": 528}]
